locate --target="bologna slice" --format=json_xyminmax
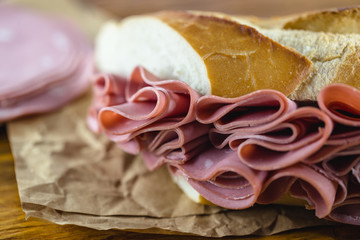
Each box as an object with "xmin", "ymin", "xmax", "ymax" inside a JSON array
[{"xmin": 0, "ymin": 5, "xmax": 93, "ymax": 122}]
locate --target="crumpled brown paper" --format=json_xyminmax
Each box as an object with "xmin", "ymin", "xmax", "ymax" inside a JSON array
[
  {"xmin": 6, "ymin": 0, "xmax": 336, "ymax": 237},
  {"xmin": 8, "ymin": 91, "xmax": 335, "ymax": 237}
]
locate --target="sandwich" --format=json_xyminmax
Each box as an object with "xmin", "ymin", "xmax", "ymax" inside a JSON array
[{"xmin": 87, "ymin": 7, "xmax": 360, "ymax": 225}]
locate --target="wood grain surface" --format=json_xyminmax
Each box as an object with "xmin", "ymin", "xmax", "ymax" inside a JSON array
[
  {"xmin": 2, "ymin": 0, "xmax": 360, "ymax": 239},
  {"xmin": 84, "ymin": 0, "xmax": 360, "ymax": 18}
]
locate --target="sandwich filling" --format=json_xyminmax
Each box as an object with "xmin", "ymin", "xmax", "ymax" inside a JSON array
[{"xmin": 88, "ymin": 66, "xmax": 360, "ymax": 225}]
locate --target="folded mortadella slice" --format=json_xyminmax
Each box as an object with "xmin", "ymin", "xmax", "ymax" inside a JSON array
[
  {"xmin": 0, "ymin": 5, "xmax": 93, "ymax": 122},
  {"xmin": 170, "ymin": 148, "xmax": 267, "ymax": 209},
  {"xmin": 148, "ymin": 122, "xmax": 210, "ymax": 155},
  {"xmin": 127, "ymin": 66, "xmax": 201, "ymax": 100},
  {"xmin": 0, "ymin": 5, "xmax": 89, "ymax": 96},
  {"xmin": 298, "ymin": 84, "xmax": 360, "ymax": 169},
  {"xmin": 305, "ymin": 137, "xmax": 360, "ymax": 164},
  {"xmin": 0, "ymin": 57, "xmax": 92, "ymax": 122},
  {"xmin": 318, "ymin": 84, "xmax": 360, "ymax": 127},
  {"xmin": 196, "ymin": 89, "xmax": 297, "ymax": 131},
  {"xmin": 237, "ymin": 107, "xmax": 333, "ymax": 170},
  {"xmin": 118, "ymin": 131, "xmax": 161, "ymax": 156},
  {"xmin": 98, "ymin": 66, "xmax": 201, "ymax": 141},
  {"xmin": 100, "ymin": 86, "xmax": 188, "ymax": 137},
  {"xmin": 328, "ymin": 181, "xmax": 360, "ymax": 225},
  {"xmin": 163, "ymin": 136, "xmax": 210, "ymax": 163},
  {"xmin": 87, "ymin": 74, "xmax": 128, "ymax": 133},
  {"xmin": 92, "ymin": 74, "xmax": 128, "ymax": 100},
  {"xmin": 258, "ymin": 163, "xmax": 338, "ymax": 218},
  {"xmin": 322, "ymin": 150, "xmax": 360, "ymax": 177},
  {"xmin": 329, "ymin": 198, "xmax": 360, "ymax": 225},
  {"xmin": 142, "ymin": 139, "xmax": 210, "ymax": 170},
  {"xmin": 353, "ymin": 161, "xmax": 360, "ymax": 184},
  {"xmin": 116, "ymin": 139, "xmax": 143, "ymax": 155},
  {"xmin": 209, "ymin": 122, "xmax": 302, "ymax": 149},
  {"xmin": 141, "ymin": 125, "xmax": 211, "ymax": 170},
  {"xmin": 141, "ymin": 150, "xmax": 164, "ymax": 170},
  {"xmin": 327, "ymin": 125, "xmax": 360, "ymax": 145}
]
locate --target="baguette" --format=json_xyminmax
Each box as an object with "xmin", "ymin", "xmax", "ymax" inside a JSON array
[
  {"xmin": 260, "ymin": 29, "xmax": 360, "ymax": 101},
  {"xmin": 95, "ymin": 11, "xmax": 312, "ymax": 98},
  {"xmin": 195, "ymin": 10, "xmax": 360, "ymax": 101},
  {"xmin": 232, "ymin": 6, "xmax": 360, "ymax": 32},
  {"xmin": 96, "ymin": 10, "xmax": 360, "ymax": 101},
  {"xmin": 243, "ymin": 6, "xmax": 360, "ymax": 101},
  {"xmin": 283, "ymin": 6, "xmax": 360, "ymax": 33}
]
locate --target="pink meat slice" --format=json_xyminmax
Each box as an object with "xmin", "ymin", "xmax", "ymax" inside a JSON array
[
  {"xmin": 329, "ymin": 198, "xmax": 360, "ymax": 225},
  {"xmin": 328, "ymin": 181, "xmax": 360, "ymax": 225},
  {"xmin": 353, "ymin": 161, "xmax": 360, "ymax": 184},
  {"xmin": 258, "ymin": 163, "xmax": 338, "ymax": 218},
  {"xmin": 0, "ymin": 56, "xmax": 92, "ymax": 122},
  {"xmin": 142, "ymin": 150, "xmax": 164, "ymax": 170},
  {"xmin": 99, "ymin": 66, "xmax": 200, "ymax": 141},
  {"xmin": 304, "ymin": 124, "xmax": 360, "ymax": 166},
  {"xmin": 237, "ymin": 107, "xmax": 333, "ymax": 170},
  {"xmin": 305, "ymin": 83, "xmax": 360, "ymax": 177},
  {"xmin": 0, "ymin": 6, "xmax": 76, "ymax": 94},
  {"xmin": 209, "ymin": 122, "xmax": 302, "ymax": 149},
  {"xmin": 323, "ymin": 151, "xmax": 360, "ymax": 177},
  {"xmin": 92, "ymin": 74, "xmax": 128, "ymax": 97},
  {"xmin": 0, "ymin": 5, "xmax": 93, "ymax": 122},
  {"xmin": 305, "ymin": 139, "xmax": 360, "ymax": 163},
  {"xmin": 169, "ymin": 148, "xmax": 267, "ymax": 209},
  {"xmin": 327, "ymin": 125, "xmax": 360, "ymax": 145},
  {"xmin": 100, "ymin": 86, "xmax": 188, "ymax": 136},
  {"xmin": 163, "ymin": 136, "xmax": 210, "ymax": 163},
  {"xmin": 142, "ymin": 145, "xmax": 211, "ymax": 171},
  {"xmin": 119, "ymin": 131, "xmax": 161, "ymax": 156},
  {"xmin": 141, "ymin": 123, "xmax": 211, "ymax": 170},
  {"xmin": 318, "ymin": 83, "xmax": 360, "ymax": 127},
  {"xmin": 306, "ymin": 165, "xmax": 348, "ymax": 206},
  {"xmin": 87, "ymin": 74, "xmax": 128, "ymax": 133},
  {"xmin": 196, "ymin": 89, "xmax": 296, "ymax": 131},
  {"xmin": 116, "ymin": 138, "xmax": 143, "ymax": 155},
  {"xmin": 148, "ymin": 122, "xmax": 210, "ymax": 155}
]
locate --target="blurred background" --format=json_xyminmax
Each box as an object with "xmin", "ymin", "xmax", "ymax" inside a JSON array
[{"xmin": 84, "ymin": 0, "xmax": 360, "ymax": 18}]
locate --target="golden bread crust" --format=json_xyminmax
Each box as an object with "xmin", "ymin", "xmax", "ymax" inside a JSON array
[
  {"xmin": 284, "ymin": 6, "xmax": 360, "ymax": 34},
  {"xmin": 156, "ymin": 11, "xmax": 312, "ymax": 98}
]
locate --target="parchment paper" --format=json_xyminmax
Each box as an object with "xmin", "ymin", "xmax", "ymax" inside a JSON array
[
  {"xmin": 8, "ymin": 91, "xmax": 335, "ymax": 237},
  {"xmin": 6, "ymin": 0, "xmax": 336, "ymax": 237}
]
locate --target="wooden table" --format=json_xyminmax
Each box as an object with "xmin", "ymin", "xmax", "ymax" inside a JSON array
[
  {"xmin": 2, "ymin": 0, "xmax": 360, "ymax": 239},
  {"xmin": 85, "ymin": 0, "xmax": 360, "ymax": 18}
]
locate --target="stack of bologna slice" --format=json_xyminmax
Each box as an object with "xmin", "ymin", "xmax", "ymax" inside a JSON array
[
  {"xmin": 88, "ymin": 66, "xmax": 360, "ymax": 226},
  {"xmin": 0, "ymin": 5, "xmax": 93, "ymax": 122}
]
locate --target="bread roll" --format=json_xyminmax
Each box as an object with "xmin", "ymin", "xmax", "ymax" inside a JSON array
[
  {"xmin": 96, "ymin": 9, "xmax": 360, "ymax": 101},
  {"xmin": 233, "ymin": 7, "xmax": 360, "ymax": 32},
  {"xmin": 95, "ymin": 11, "xmax": 312, "ymax": 98}
]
